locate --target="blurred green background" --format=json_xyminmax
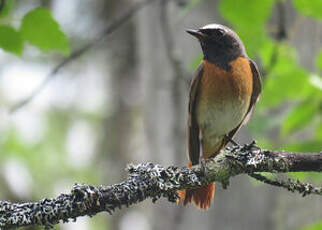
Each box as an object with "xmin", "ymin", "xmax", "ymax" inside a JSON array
[{"xmin": 0, "ymin": 0, "xmax": 321, "ymax": 230}]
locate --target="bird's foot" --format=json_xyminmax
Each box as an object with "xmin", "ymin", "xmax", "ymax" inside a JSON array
[{"xmin": 225, "ymin": 135, "xmax": 239, "ymax": 146}]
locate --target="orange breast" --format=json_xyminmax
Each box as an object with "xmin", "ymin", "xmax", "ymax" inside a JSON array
[
  {"xmin": 197, "ymin": 57, "xmax": 253, "ymax": 156},
  {"xmin": 200, "ymin": 58, "xmax": 253, "ymax": 103}
]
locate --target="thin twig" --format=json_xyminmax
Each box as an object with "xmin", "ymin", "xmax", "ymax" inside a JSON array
[
  {"xmin": 249, "ymin": 173, "xmax": 322, "ymax": 196},
  {"xmin": 10, "ymin": 0, "xmax": 158, "ymax": 113}
]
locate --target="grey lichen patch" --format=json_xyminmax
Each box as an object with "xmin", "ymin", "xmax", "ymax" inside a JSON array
[
  {"xmin": 0, "ymin": 184, "xmax": 116, "ymax": 229},
  {"xmin": 0, "ymin": 194, "xmax": 75, "ymax": 229},
  {"xmin": 0, "ymin": 163, "xmax": 191, "ymax": 229},
  {"xmin": 282, "ymin": 178, "xmax": 322, "ymax": 196},
  {"xmin": 0, "ymin": 163, "xmax": 203, "ymax": 229},
  {"xmin": 248, "ymin": 149, "xmax": 289, "ymax": 173},
  {"xmin": 223, "ymin": 142, "xmax": 290, "ymax": 174},
  {"xmin": 127, "ymin": 163, "xmax": 204, "ymax": 194},
  {"xmin": 1, "ymin": 142, "xmax": 320, "ymax": 229}
]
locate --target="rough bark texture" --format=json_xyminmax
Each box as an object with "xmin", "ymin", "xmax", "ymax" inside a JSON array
[{"xmin": 1, "ymin": 143, "xmax": 322, "ymax": 229}]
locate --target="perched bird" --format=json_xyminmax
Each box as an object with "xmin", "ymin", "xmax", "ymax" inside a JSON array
[{"xmin": 178, "ymin": 24, "xmax": 262, "ymax": 209}]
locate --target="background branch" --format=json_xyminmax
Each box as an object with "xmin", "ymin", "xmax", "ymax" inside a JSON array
[
  {"xmin": 262, "ymin": 0, "xmax": 287, "ymax": 77},
  {"xmin": 10, "ymin": 0, "xmax": 158, "ymax": 113},
  {"xmin": 0, "ymin": 0, "xmax": 5, "ymax": 13},
  {"xmin": 1, "ymin": 143, "xmax": 322, "ymax": 229}
]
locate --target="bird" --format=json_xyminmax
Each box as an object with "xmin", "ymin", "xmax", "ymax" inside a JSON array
[{"xmin": 177, "ymin": 24, "xmax": 262, "ymax": 210}]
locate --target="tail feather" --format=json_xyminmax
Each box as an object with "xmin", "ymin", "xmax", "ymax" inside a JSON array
[{"xmin": 178, "ymin": 183, "xmax": 215, "ymax": 210}]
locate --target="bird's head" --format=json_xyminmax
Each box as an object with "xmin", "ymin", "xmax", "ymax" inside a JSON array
[{"xmin": 186, "ymin": 24, "xmax": 247, "ymax": 65}]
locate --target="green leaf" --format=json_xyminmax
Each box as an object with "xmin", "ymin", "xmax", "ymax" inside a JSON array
[
  {"xmin": 293, "ymin": 0, "xmax": 322, "ymax": 19},
  {"xmin": 20, "ymin": 8, "xmax": 70, "ymax": 55},
  {"xmin": 219, "ymin": 0, "xmax": 274, "ymax": 56},
  {"xmin": 260, "ymin": 65, "xmax": 309, "ymax": 107},
  {"xmin": 298, "ymin": 221, "xmax": 322, "ymax": 230},
  {"xmin": 0, "ymin": 0, "xmax": 15, "ymax": 17},
  {"xmin": 238, "ymin": 29, "xmax": 268, "ymax": 57},
  {"xmin": 282, "ymin": 140, "xmax": 322, "ymax": 152},
  {"xmin": 316, "ymin": 50, "xmax": 322, "ymax": 71},
  {"xmin": 0, "ymin": 25, "xmax": 23, "ymax": 55},
  {"xmin": 316, "ymin": 122, "xmax": 322, "ymax": 139},
  {"xmin": 259, "ymin": 39, "xmax": 276, "ymax": 68},
  {"xmin": 259, "ymin": 44, "xmax": 315, "ymax": 108},
  {"xmin": 219, "ymin": 0, "xmax": 274, "ymax": 28},
  {"xmin": 281, "ymin": 101, "xmax": 319, "ymax": 135}
]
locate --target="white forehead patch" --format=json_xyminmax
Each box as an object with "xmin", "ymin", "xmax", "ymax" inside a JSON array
[{"xmin": 201, "ymin": 24, "xmax": 228, "ymax": 32}]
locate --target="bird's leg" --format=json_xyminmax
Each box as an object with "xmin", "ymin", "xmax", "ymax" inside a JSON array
[
  {"xmin": 200, "ymin": 157, "xmax": 207, "ymax": 176},
  {"xmin": 225, "ymin": 135, "xmax": 239, "ymax": 146}
]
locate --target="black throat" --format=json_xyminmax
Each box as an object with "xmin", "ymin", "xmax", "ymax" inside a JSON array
[{"xmin": 201, "ymin": 42, "xmax": 246, "ymax": 71}]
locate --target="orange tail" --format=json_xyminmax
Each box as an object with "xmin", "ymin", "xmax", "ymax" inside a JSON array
[
  {"xmin": 177, "ymin": 161, "xmax": 215, "ymax": 209},
  {"xmin": 177, "ymin": 183, "xmax": 215, "ymax": 210}
]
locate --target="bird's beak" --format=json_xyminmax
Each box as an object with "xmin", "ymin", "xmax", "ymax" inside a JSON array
[{"xmin": 186, "ymin": 29, "xmax": 207, "ymax": 40}]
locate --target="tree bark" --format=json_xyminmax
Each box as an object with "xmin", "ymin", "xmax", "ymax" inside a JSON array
[{"xmin": 1, "ymin": 144, "xmax": 322, "ymax": 229}]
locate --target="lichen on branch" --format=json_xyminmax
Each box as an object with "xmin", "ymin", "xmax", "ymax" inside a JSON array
[{"xmin": 1, "ymin": 142, "xmax": 322, "ymax": 229}]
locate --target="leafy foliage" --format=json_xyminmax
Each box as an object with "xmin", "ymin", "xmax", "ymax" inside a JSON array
[
  {"xmin": 316, "ymin": 123, "xmax": 322, "ymax": 139},
  {"xmin": 219, "ymin": 0, "xmax": 274, "ymax": 56},
  {"xmin": 293, "ymin": 0, "xmax": 322, "ymax": 19},
  {"xmin": 20, "ymin": 8, "xmax": 70, "ymax": 55},
  {"xmin": 218, "ymin": 0, "xmax": 322, "ymax": 191},
  {"xmin": 187, "ymin": 0, "xmax": 322, "ymax": 160},
  {"xmin": 0, "ymin": 26, "xmax": 23, "ymax": 55},
  {"xmin": 282, "ymin": 100, "xmax": 319, "ymax": 135},
  {"xmin": 0, "ymin": 4, "xmax": 69, "ymax": 55},
  {"xmin": 0, "ymin": 0, "xmax": 15, "ymax": 17},
  {"xmin": 298, "ymin": 221, "xmax": 322, "ymax": 230},
  {"xmin": 259, "ymin": 45, "xmax": 313, "ymax": 108},
  {"xmin": 316, "ymin": 50, "xmax": 322, "ymax": 71}
]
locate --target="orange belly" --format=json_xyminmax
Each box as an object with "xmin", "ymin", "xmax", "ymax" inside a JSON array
[{"xmin": 197, "ymin": 58, "xmax": 253, "ymax": 157}]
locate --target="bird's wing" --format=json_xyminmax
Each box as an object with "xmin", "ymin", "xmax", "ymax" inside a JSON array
[
  {"xmin": 187, "ymin": 63, "xmax": 203, "ymax": 165},
  {"xmin": 226, "ymin": 58, "xmax": 262, "ymax": 140}
]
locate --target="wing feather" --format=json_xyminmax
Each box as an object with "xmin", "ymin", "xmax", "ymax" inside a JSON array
[
  {"xmin": 226, "ymin": 59, "xmax": 262, "ymax": 140},
  {"xmin": 187, "ymin": 64, "xmax": 203, "ymax": 165}
]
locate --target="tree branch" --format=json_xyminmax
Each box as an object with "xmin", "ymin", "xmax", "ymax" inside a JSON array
[
  {"xmin": 262, "ymin": 1, "xmax": 287, "ymax": 78},
  {"xmin": 0, "ymin": 0, "xmax": 5, "ymax": 13},
  {"xmin": 1, "ymin": 142, "xmax": 322, "ymax": 229},
  {"xmin": 10, "ymin": 0, "xmax": 158, "ymax": 113},
  {"xmin": 249, "ymin": 173, "xmax": 322, "ymax": 196}
]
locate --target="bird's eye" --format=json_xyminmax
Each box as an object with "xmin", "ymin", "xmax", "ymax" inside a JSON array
[{"xmin": 214, "ymin": 29, "xmax": 225, "ymax": 36}]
